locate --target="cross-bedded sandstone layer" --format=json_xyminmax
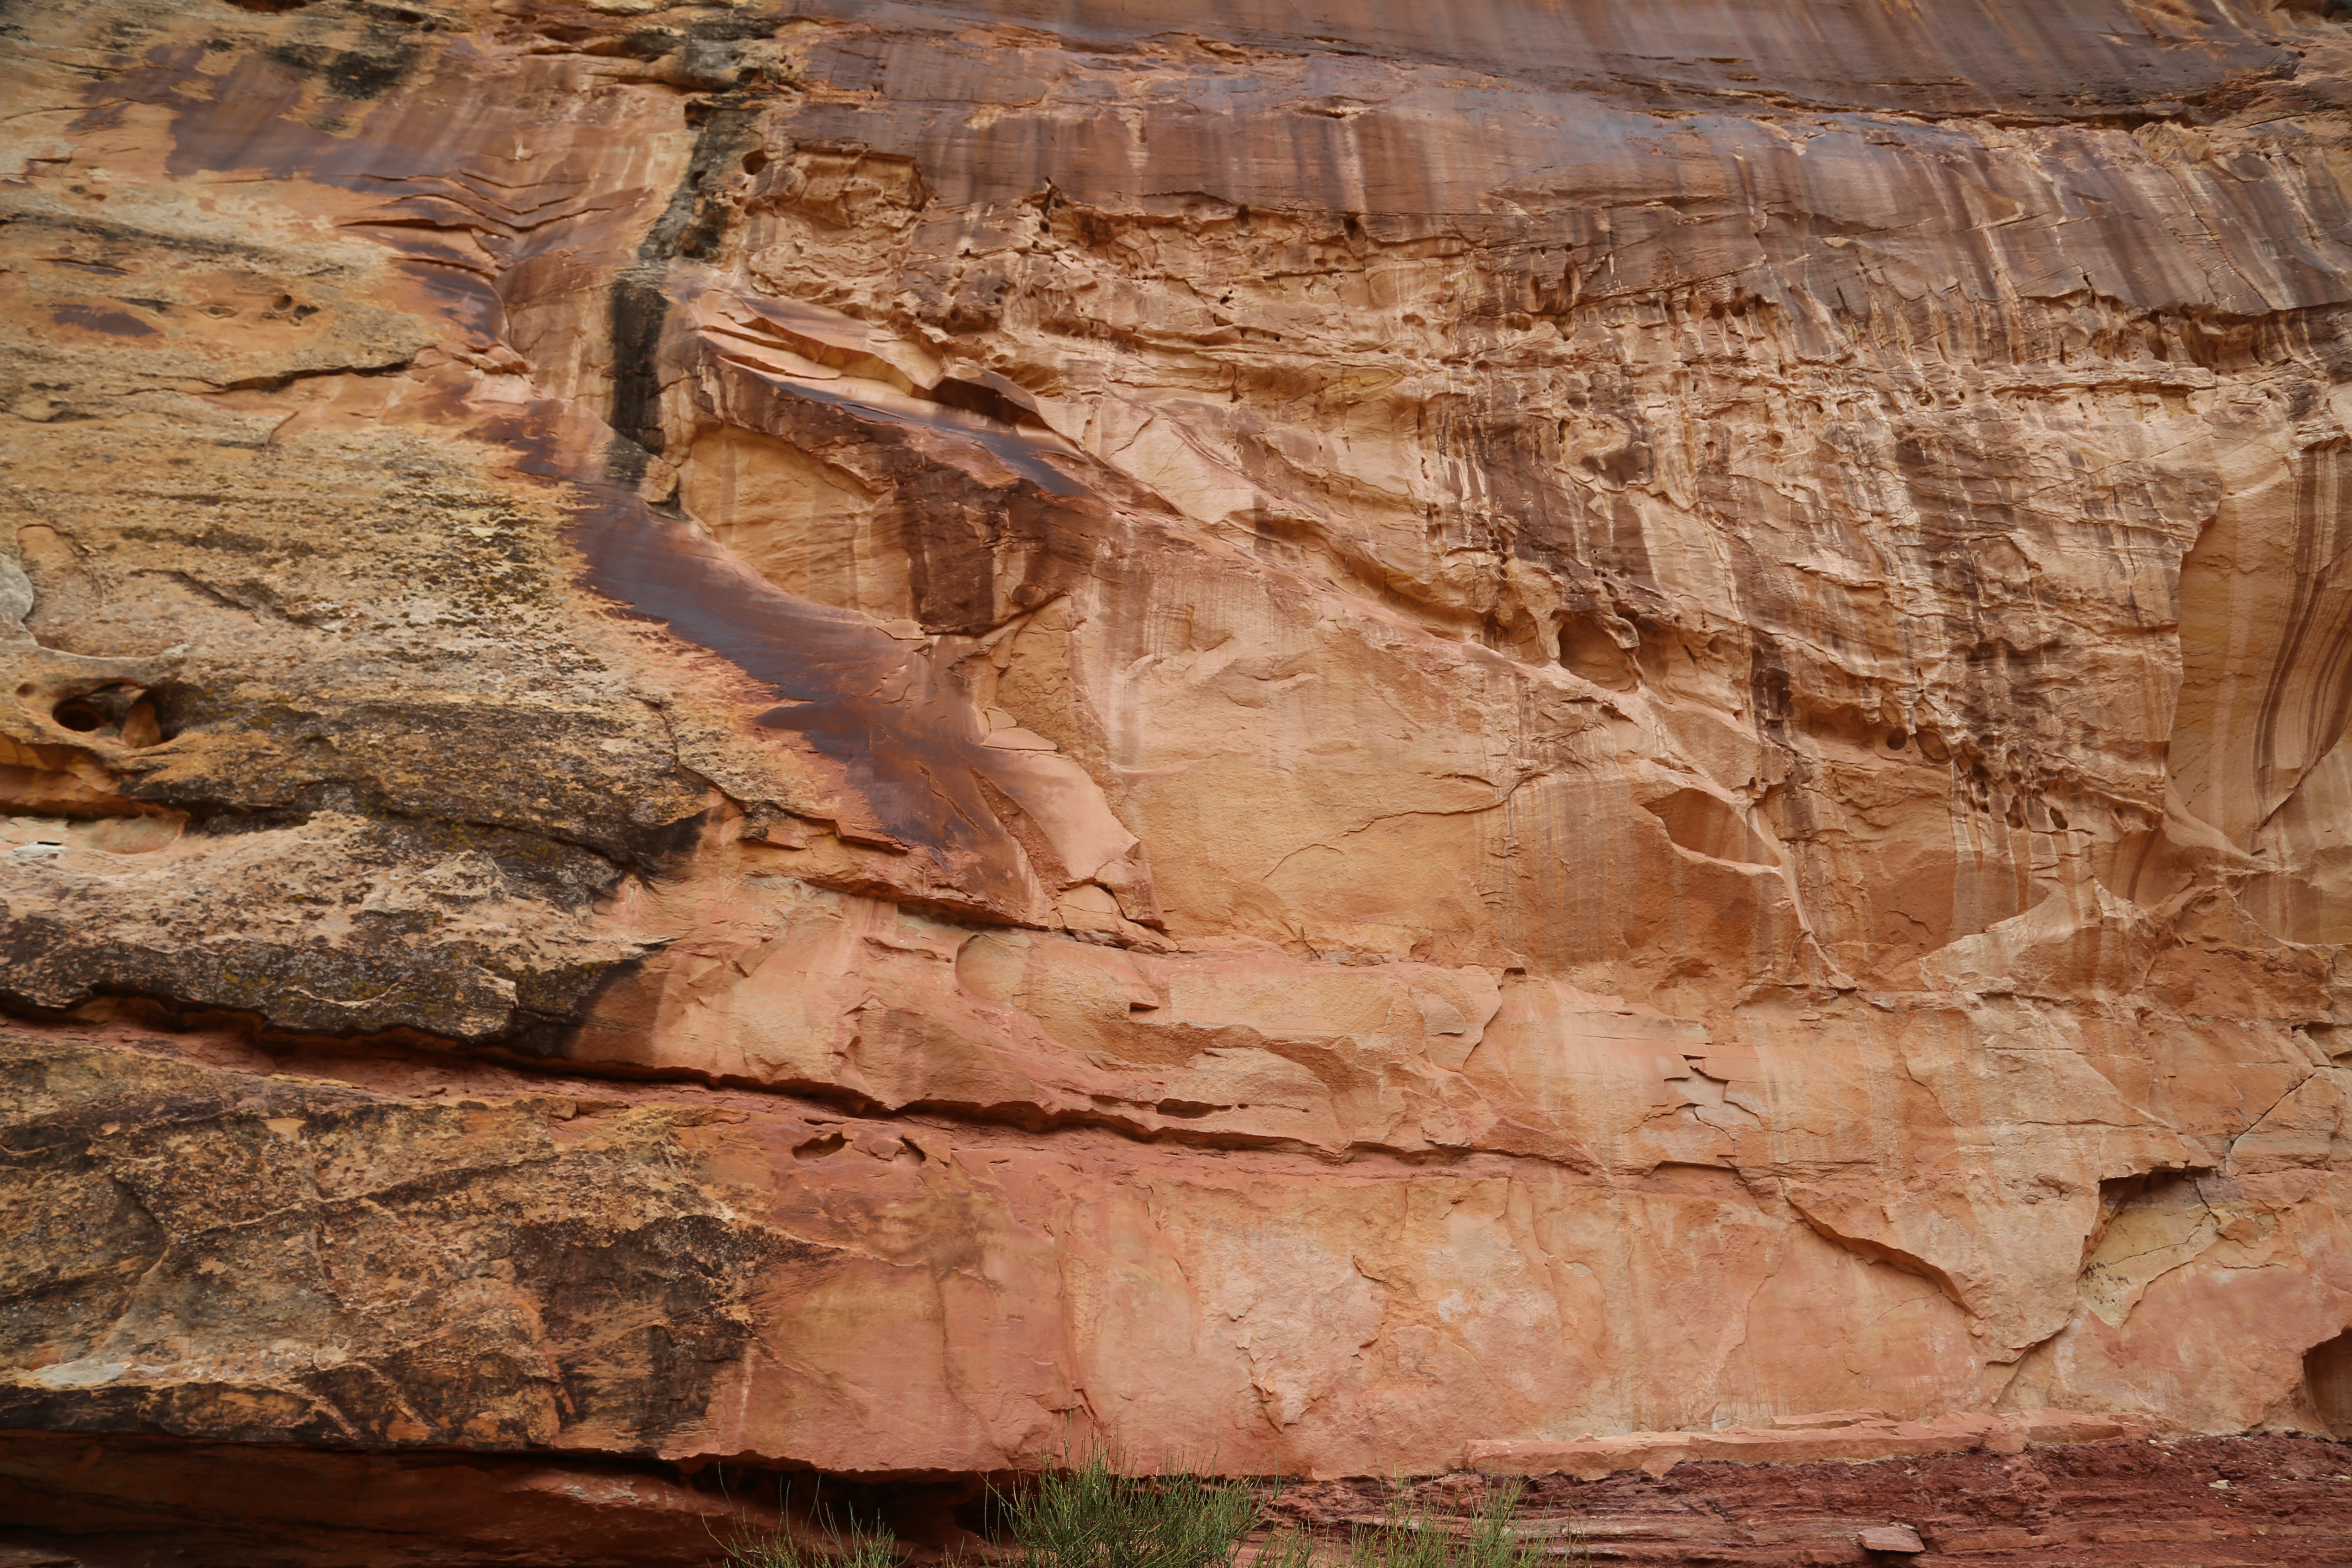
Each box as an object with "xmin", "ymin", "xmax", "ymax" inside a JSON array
[{"xmin": 3, "ymin": 0, "xmax": 2352, "ymax": 1544}]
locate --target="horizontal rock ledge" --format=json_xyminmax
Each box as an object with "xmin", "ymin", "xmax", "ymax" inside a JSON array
[{"xmin": 1465, "ymin": 1408, "xmax": 2159, "ymax": 1479}]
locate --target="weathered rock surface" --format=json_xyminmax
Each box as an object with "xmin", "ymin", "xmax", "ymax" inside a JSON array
[{"xmin": 5, "ymin": 0, "xmax": 2352, "ymax": 1540}]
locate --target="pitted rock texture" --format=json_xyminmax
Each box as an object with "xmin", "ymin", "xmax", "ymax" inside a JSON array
[{"xmin": 5, "ymin": 0, "xmax": 2352, "ymax": 1507}]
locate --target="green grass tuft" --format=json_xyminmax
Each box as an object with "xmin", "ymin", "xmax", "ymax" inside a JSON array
[
  {"xmin": 993, "ymin": 1449, "xmax": 1268, "ymax": 1568},
  {"xmin": 711, "ymin": 1458, "xmax": 1588, "ymax": 1568}
]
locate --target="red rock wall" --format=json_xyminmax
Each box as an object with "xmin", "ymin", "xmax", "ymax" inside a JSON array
[{"xmin": 3, "ymin": 0, "xmax": 2352, "ymax": 1519}]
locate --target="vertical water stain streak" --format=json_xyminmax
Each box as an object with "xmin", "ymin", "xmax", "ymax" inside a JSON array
[
  {"xmin": 606, "ymin": 103, "xmax": 763, "ymax": 479},
  {"xmin": 492, "ymin": 406, "xmax": 1052, "ymax": 916},
  {"xmin": 2251, "ymin": 438, "xmax": 2352, "ymax": 820}
]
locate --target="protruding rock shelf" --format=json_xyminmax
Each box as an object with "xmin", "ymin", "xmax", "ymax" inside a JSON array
[{"xmin": 1466, "ymin": 1409, "xmax": 2159, "ymax": 1480}]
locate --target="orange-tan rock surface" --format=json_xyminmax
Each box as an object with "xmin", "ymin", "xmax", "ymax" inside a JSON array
[{"xmin": 5, "ymin": 0, "xmax": 2352, "ymax": 1539}]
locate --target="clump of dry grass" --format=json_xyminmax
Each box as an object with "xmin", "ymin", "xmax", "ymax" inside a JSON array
[
  {"xmin": 717, "ymin": 1529, "xmax": 900, "ymax": 1568},
  {"xmin": 1312, "ymin": 1479, "xmax": 1587, "ymax": 1568},
  {"xmin": 709, "ymin": 1479, "xmax": 897, "ymax": 1568}
]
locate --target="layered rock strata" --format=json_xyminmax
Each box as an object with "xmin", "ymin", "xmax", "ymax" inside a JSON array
[
  {"xmin": 4, "ymin": 0, "xmax": 2352, "ymax": 1516},
  {"xmin": 1282, "ymin": 1436, "xmax": 2352, "ymax": 1566}
]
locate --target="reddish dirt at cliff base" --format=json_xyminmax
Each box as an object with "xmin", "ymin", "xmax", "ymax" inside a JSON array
[
  {"xmin": 1287, "ymin": 1437, "xmax": 2352, "ymax": 1565},
  {"xmin": 5, "ymin": 1435, "xmax": 2351, "ymax": 1566}
]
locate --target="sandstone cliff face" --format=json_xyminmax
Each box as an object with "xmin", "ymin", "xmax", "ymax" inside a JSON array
[{"xmin": 5, "ymin": 0, "xmax": 2352, "ymax": 1510}]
